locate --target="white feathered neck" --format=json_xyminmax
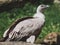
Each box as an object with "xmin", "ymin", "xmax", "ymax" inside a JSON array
[{"xmin": 33, "ymin": 5, "xmax": 45, "ymax": 20}]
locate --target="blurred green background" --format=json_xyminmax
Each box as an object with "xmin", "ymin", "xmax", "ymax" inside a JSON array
[{"xmin": 0, "ymin": 0, "xmax": 60, "ymax": 39}]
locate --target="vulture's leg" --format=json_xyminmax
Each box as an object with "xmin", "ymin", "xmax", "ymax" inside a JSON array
[{"xmin": 26, "ymin": 35, "xmax": 35, "ymax": 43}]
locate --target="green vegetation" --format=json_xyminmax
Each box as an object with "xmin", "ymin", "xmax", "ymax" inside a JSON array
[{"xmin": 0, "ymin": 3, "xmax": 60, "ymax": 39}]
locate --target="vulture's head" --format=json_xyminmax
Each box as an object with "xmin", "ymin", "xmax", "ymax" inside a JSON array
[{"xmin": 37, "ymin": 4, "xmax": 49, "ymax": 13}]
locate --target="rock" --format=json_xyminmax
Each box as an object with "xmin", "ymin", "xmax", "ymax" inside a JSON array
[
  {"xmin": 44, "ymin": 32, "xmax": 60, "ymax": 45},
  {"xmin": 54, "ymin": 0, "xmax": 60, "ymax": 3},
  {"xmin": 0, "ymin": 42, "xmax": 43, "ymax": 45},
  {"xmin": 0, "ymin": 0, "xmax": 23, "ymax": 5}
]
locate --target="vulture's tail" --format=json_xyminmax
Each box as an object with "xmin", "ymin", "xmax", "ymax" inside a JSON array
[{"xmin": 0, "ymin": 36, "xmax": 8, "ymax": 42}]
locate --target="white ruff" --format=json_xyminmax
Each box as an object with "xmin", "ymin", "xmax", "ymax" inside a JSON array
[{"xmin": 33, "ymin": 12, "xmax": 45, "ymax": 22}]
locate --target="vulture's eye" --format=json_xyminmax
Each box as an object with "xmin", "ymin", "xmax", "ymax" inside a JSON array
[{"xmin": 41, "ymin": 5, "xmax": 44, "ymax": 7}]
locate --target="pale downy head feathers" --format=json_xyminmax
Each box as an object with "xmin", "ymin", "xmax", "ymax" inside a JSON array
[
  {"xmin": 33, "ymin": 4, "xmax": 49, "ymax": 19},
  {"xmin": 37, "ymin": 4, "xmax": 49, "ymax": 13}
]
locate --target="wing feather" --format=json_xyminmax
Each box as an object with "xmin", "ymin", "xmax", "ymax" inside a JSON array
[
  {"xmin": 8, "ymin": 18, "xmax": 44, "ymax": 41},
  {"xmin": 3, "ymin": 17, "xmax": 45, "ymax": 41},
  {"xmin": 3, "ymin": 17, "xmax": 33, "ymax": 38}
]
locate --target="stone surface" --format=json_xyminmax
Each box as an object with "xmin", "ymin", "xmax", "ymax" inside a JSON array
[{"xmin": 0, "ymin": 42, "xmax": 42, "ymax": 45}]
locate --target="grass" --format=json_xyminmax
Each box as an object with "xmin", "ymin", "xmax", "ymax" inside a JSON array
[{"xmin": 0, "ymin": 3, "xmax": 60, "ymax": 39}]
